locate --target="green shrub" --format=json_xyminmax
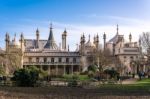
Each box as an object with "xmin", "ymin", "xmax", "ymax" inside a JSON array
[
  {"xmin": 12, "ymin": 66, "xmax": 40, "ymax": 87},
  {"xmin": 67, "ymin": 75, "xmax": 79, "ymax": 87}
]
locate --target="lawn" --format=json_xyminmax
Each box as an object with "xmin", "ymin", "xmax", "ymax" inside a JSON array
[
  {"xmin": 63, "ymin": 74, "xmax": 90, "ymax": 81},
  {"xmin": 135, "ymin": 78, "xmax": 150, "ymax": 85}
]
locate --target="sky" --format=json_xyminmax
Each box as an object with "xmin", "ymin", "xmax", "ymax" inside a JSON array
[{"xmin": 0, "ymin": 0, "xmax": 150, "ymax": 50}]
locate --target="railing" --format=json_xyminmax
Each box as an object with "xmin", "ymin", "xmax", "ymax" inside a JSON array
[{"xmin": 23, "ymin": 62, "xmax": 80, "ymax": 65}]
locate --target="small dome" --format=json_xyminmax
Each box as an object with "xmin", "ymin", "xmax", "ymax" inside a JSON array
[
  {"xmin": 85, "ymin": 41, "xmax": 95, "ymax": 47},
  {"xmin": 9, "ymin": 40, "xmax": 20, "ymax": 48},
  {"xmin": 85, "ymin": 35, "xmax": 95, "ymax": 47}
]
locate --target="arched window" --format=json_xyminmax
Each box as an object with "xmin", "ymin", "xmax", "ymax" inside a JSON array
[
  {"xmin": 59, "ymin": 58, "xmax": 62, "ymax": 63},
  {"xmin": 36, "ymin": 57, "xmax": 39, "ymax": 63},
  {"xmin": 73, "ymin": 58, "xmax": 76, "ymax": 63},
  {"xmin": 29, "ymin": 57, "xmax": 32, "ymax": 62},
  {"xmin": 66, "ymin": 58, "xmax": 69, "ymax": 63},
  {"xmin": 44, "ymin": 57, "xmax": 47, "ymax": 63},
  {"xmin": 51, "ymin": 58, "xmax": 54, "ymax": 63}
]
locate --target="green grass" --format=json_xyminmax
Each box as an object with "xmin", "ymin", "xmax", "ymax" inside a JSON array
[
  {"xmin": 135, "ymin": 78, "xmax": 150, "ymax": 85},
  {"xmin": 63, "ymin": 74, "xmax": 90, "ymax": 81},
  {"xmin": 96, "ymin": 78, "xmax": 150, "ymax": 92}
]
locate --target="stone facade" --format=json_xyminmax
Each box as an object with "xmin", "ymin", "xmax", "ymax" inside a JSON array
[{"xmin": 4, "ymin": 24, "xmax": 141, "ymax": 75}]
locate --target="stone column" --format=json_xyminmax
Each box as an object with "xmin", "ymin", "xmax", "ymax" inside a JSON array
[
  {"xmin": 71, "ymin": 65, "xmax": 73, "ymax": 75},
  {"xmin": 40, "ymin": 65, "xmax": 42, "ymax": 71},
  {"xmin": 56, "ymin": 65, "xmax": 58, "ymax": 76},
  {"xmin": 48, "ymin": 66, "xmax": 51, "ymax": 75},
  {"xmin": 63, "ymin": 65, "xmax": 66, "ymax": 75}
]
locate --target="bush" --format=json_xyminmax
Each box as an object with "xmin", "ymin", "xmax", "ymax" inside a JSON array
[
  {"xmin": 104, "ymin": 69, "xmax": 118, "ymax": 79},
  {"xmin": 88, "ymin": 65, "xmax": 98, "ymax": 73},
  {"xmin": 12, "ymin": 66, "xmax": 40, "ymax": 87},
  {"xmin": 67, "ymin": 75, "xmax": 78, "ymax": 87}
]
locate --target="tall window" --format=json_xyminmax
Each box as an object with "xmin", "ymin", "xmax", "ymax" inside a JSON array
[
  {"xmin": 73, "ymin": 58, "xmax": 76, "ymax": 63},
  {"xmin": 130, "ymin": 56, "xmax": 134, "ymax": 61},
  {"xmin": 66, "ymin": 58, "xmax": 69, "ymax": 63},
  {"xmin": 44, "ymin": 57, "xmax": 47, "ymax": 63},
  {"xmin": 36, "ymin": 57, "xmax": 39, "ymax": 63},
  {"xmin": 58, "ymin": 58, "xmax": 62, "ymax": 63},
  {"xmin": 29, "ymin": 57, "xmax": 32, "ymax": 62},
  {"xmin": 51, "ymin": 58, "xmax": 54, "ymax": 63}
]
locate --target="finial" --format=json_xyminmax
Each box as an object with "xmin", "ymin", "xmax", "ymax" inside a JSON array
[
  {"xmin": 89, "ymin": 34, "xmax": 90, "ymax": 41},
  {"xmin": 63, "ymin": 28, "xmax": 67, "ymax": 34},
  {"xmin": 82, "ymin": 33, "xmax": 85, "ymax": 38},
  {"xmin": 50, "ymin": 23, "xmax": 53, "ymax": 29},
  {"xmin": 21, "ymin": 32, "xmax": 24, "ymax": 38},
  {"xmin": 96, "ymin": 33, "xmax": 99, "ymax": 38},
  {"xmin": 139, "ymin": 36, "xmax": 141, "ymax": 46},
  {"xmin": 103, "ymin": 32, "xmax": 106, "ymax": 39},
  {"xmin": 14, "ymin": 33, "xmax": 16, "ymax": 41},
  {"xmin": 117, "ymin": 24, "xmax": 119, "ymax": 35},
  {"xmin": 68, "ymin": 45, "xmax": 70, "ymax": 51},
  {"xmin": 129, "ymin": 32, "xmax": 132, "ymax": 42},
  {"xmin": 36, "ymin": 28, "xmax": 39, "ymax": 33}
]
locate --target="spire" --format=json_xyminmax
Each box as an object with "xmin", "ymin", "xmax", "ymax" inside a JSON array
[
  {"xmin": 20, "ymin": 32, "xmax": 24, "ymax": 41},
  {"xmin": 129, "ymin": 32, "xmax": 132, "ymax": 42},
  {"xmin": 14, "ymin": 33, "xmax": 16, "ymax": 42},
  {"xmin": 44, "ymin": 24, "xmax": 58, "ymax": 49},
  {"xmin": 63, "ymin": 28, "xmax": 67, "ymax": 35},
  {"xmin": 93, "ymin": 35, "xmax": 96, "ymax": 44},
  {"xmin": 117, "ymin": 24, "xmax": 119, "ymax": 35},
  {"xmin": 88, "ymin": 34, "xmax": 90, "ymax": 41},
  {"xmin": 5, "ymin": 33, "xmax": 8, "ymax": 42},
  {"xmin": 68, "ymin": 45, "xmax": 70, "ymax": 51},
  {"xmin": 103, "ymin": 32, "xmax": 106, "ymax": 40},
  {"xmin": 103, "ymin": 32, "xmax": 106, "ymax": 50},
  {"xmin": 48, "ymin": 23, "xmax": 54, "ymax": 41},
  {"xmin": 139, "ymin": 36, "xmax": 141, "ymax": 46},
  {"xmin": 96, "ymin": 33, "xmax": 99, "ymax": 42},
  {"xmin": 36, "ymin": 28, "xmax": 39, "ymax": 36}
]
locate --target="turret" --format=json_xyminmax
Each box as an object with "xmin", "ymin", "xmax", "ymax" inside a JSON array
[
  {"xmin": 36, "ymin": 28, "xmax": 39, "ymax": 41},
  {"xmin": 116, "ymin": 24, "xmax": 119, "ymax": 35},
  {"xmin": 95, "ymin": 34, "xmax": 99, "ymax": 49},
  {"xmin": 62, "ymin": 29, "xmax": 67, "ymax": 50},
  {"xmin": 93, "ymin": 35, "xmax": 96, "ymax": 45},
  {"xmin": 80, "ymin": 33, "xmax": 85, "ymax": 55},
  {"xmin": 20, "ymin": 33, "xmax": 25, "ymax": 52},
  {"xmin": 5, "ymin": 33, "xmax": 10, "ymax": 53},
  {"xmin": 103, "ymin": 32, "xmax": 106, "ymax": 50},
  {"xmin": 36, "ymin": 28, "xmax": 40, "ymax": 48},
  {"xmin": 129, "ymin": 33, "xmax": 132, "ymax": 43}
]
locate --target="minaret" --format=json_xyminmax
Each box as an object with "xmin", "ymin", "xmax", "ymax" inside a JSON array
[
  {"xmin": 103, "ymin": 32, "xmax": 106, "ymax": 50},
  {"xmin": 95, "ymin": 33, "xmax": 99, "ymax": 49},
  {"xmin": 116, "ymin": 24, "xmax": 119, "ymax": 35},
  {"xmin": 93, "ymin": 35, "xmax": 96, "ymax": 45},
  {"xmin": 20, "ymin": 33, "xmax": 24, "ymax": 68},
  {"xmin": 68, "ymin": 45, "xmax": 69, "ymax": 52},
  {"xmin": 80, "ymin": 33, "xmax": 85, "ymax": 55},
  {"xmin": 36, "ymin": 28, "xmax": 39, "ymax": 48},
  {"xmin": 20, "ymin": 33, "xmax": 24, "ymax": 52},
  {"xmin": 5, "ymin": 33, "xmax": 10, "ymax": 53},
  {"xmin": 62, "ymin": 28, "xmax": 67, "ymax": 50},
  {"xmin": 129, "ymin": 33, "xmax": 132, "ymax": 43}
]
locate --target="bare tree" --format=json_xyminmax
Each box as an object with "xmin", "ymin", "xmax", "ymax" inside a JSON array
[
  {"xmin": 94, "ymin": 48, "xmax": 121, "ymax": 71},
  {"xmin": 140, "ymin": 32, "xmax": 150, "ymax": 54},
  {"xmin": 139, "ymin": 32, "xmax": 150, "ymax": 74},
  {"xmin": 0, "ymin": 52, "xmax": 22, "ymax": 75}
]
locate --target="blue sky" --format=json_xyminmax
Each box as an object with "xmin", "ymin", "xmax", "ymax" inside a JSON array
[{"xmin": 0, "ymin": 0, "xmax": 150, "ymax": 50}]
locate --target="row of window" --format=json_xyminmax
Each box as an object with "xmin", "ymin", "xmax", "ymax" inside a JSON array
[
  {"xmin": 123, "ymin": 56, "xmax": 138, "ymax": 59},
  {"xmin": 28, "ymin": 57, "xmax": 77, "ymax": 63}
]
